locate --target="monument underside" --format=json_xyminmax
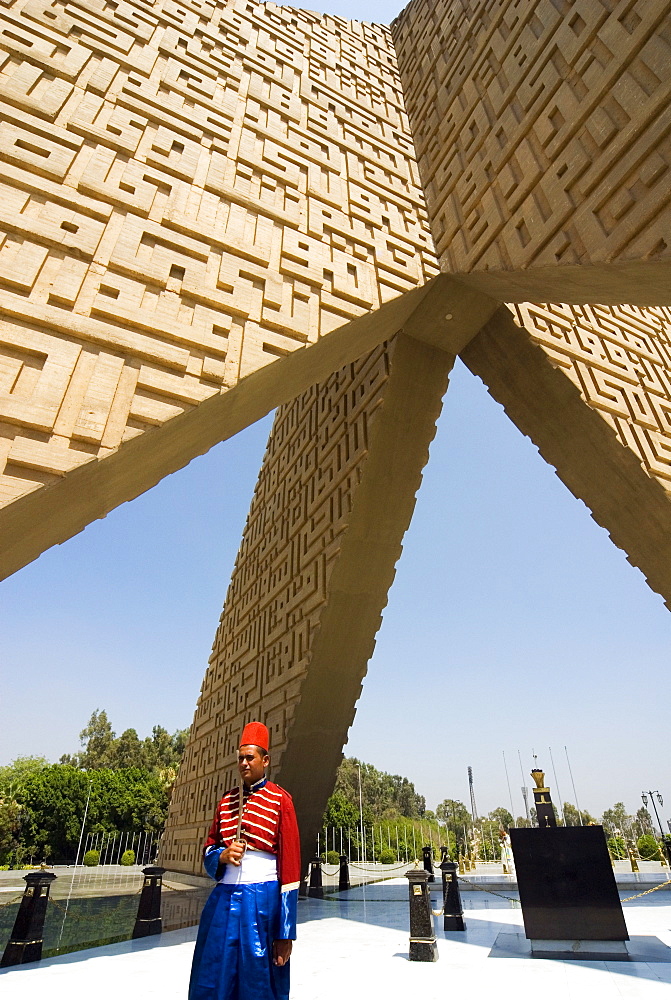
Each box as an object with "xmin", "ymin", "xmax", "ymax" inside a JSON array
[{"xmin": 1, "ymin": 0, "xmax": 671, "ymax": 871}]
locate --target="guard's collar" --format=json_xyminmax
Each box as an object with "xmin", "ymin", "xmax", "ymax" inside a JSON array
[{"xmin": 244, "ymin": 776, "xmax": 267, "ymax": 794}]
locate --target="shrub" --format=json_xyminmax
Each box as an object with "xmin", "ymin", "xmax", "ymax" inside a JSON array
[
  {"xmin": 120, "ymin": 849, "xmax": 136, "ymax": 866},
  {"xmin": 83, "ymin": 849, "xmax": 100, "ymax": 867},
  {"xmin": 378, "ymin": 848, "xmax": 396, "ymax": 865},
  {"xmin": 637, "ymin": 834, "xmax": 662, "ymax": 861},
  {"xmin": 325, "ymin": 850, "xmax": 340, "ymax": 865}
]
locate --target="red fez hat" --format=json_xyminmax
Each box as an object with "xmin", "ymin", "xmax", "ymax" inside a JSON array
[{"xmin": 239, "ymin": 721, "xmax": 269, "ymax": 752}]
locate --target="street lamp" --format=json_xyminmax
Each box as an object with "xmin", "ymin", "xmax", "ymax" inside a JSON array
[{"xmin": 641, "ymin": 790, "xmax": 664, "ymax": 837}]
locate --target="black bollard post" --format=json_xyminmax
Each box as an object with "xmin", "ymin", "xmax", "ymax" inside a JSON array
[
  {"xmin": 439, "ymin": 859, "xmax": 465, "ymax": 931},
  {"xmin": 422, "ymin": 845, "xmax": 435, "ymax": 883},
  {"xmin": 307, "ymin": 856, "xmax": 324, "ymax": 899},
  {"xmin": 338, "ymin": 854, "xmax": 350, "ymax": 892},
  {"xmin": 405, "ymin": 868, "xmax": 438, "ymax": 961},
  {"xmin": 132, "ymin": 866, "xmax": 165, "ymax": 938},
  {"xmin": 1, "ymin": 870, "xmax": 57, "ymax": 967}
]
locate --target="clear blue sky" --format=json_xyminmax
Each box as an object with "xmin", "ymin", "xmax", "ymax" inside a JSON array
[{"xmin": 1, "ymin": 0, "xmax": 670, "ymax": 829}]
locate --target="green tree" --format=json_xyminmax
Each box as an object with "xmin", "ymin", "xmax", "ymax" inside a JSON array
[
  {"xmin": 143, "ymin": 726, "xmax": 173, "ymax": 769},
  {"xmin": 0, "ymin": 796, "xmax": 21, "ymax": 862},
  {"xmin": 436, "ymin": 799, "xmax": 470, "ymax": 827},
  {"xmin": 0, "ymin": 756, "xmax": 49, "ymax": 795},
  {"xmin": 19, "ymin": 765, "xmax": 169, "ymax": 858},
  {"xmin": 171, "ymin": 727, "xmax": 190, "ymax": 760},
  {"xmin": 635, "ymin": 807, "xmax": 653, "ymax": 836},
  {"xmin": 62, "ymin": 712, "xmax": 189, "ymax": 784},
  {"xmin": 110, "ymin": 729, "xmax": 148, "ymax": 770},
  {"xmin": 488, "ymin": 807, "xmax": 513, "ymax": 831},
  {"xmin": 435, "ymin": 799, "xmax": 471, "ymax": 854},
  {"xmin": 601, "ymin": 802, "xmax": 631, "ymax": 835},
  {"xmin": 0, "ymin": 756, "xmax": 50, "ymax": 863},
  {"xmin": 435, "ymin": 799, "xmax": 468, "ymax": 824},
  {"xmin": 79, "ymin": 709, "xmax": 116, "ymax": 770},
  {"xmin": 563, "ymin": 801, "xmax": 596, "ymax": 826},
  {"xmin": 329, "ymin": 758, "xmax": 424, "ymax": 820},
  {"xmin": 323, "ymin": 791, "xmax": 360, "ymax": 830}
]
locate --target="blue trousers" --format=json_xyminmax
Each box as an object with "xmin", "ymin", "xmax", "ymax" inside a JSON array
[{"xmin": 189, "ymin": 882, "xmax": 290, "ymax": 1000}]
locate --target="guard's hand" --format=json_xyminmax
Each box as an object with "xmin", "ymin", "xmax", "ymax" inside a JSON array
[
  {"xmin": 273, "ymin": 939, "xmax": 292, "ymax": 966},
  {"xmin": 221, "ymin": 841, "xmax": 246, "ymax": 866}
]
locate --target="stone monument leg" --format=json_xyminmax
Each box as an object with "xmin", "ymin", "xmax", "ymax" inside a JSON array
[{"xmin": 162, "ymin": 332, "xmax": 455, "ymax": 874}]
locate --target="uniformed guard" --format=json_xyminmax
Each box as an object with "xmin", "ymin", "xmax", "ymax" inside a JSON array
[{"xmin": 189, "ymin": 722, "xmax": 301, "ymax": 1000}]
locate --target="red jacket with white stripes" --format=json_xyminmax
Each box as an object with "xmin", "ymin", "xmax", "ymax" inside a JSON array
[{"xmin": 203, "ymin": 778, "xmax": 301, "ymax": 894}]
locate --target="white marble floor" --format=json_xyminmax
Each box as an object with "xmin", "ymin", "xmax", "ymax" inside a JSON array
[{"xmin": 2, "ymin": 879, "xmax": 670, "ymax": 999}]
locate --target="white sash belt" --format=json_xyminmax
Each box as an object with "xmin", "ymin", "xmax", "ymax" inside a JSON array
[{"xmin": 220, "ymin": 849, "xmax": 278, "ymax": 885}]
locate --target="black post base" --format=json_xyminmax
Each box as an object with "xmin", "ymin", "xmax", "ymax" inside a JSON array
[
  {"xmin": 132, "ymin": 866, "xmax": 165, "ymax": 940},
  {"xmin": 409, "ymin": 938, "xmax": 439, "ymax": 961},
  {"xmin": 307, "ymin": 856, "xmax": 324, "ymax": 899},
  {"xmin": 1, "ymin": 871, "xmax": 57, "ymax": 968},
  {"xmin": 405, "ymin": 868, "xmax": 438, "ymax": 962},
  {"xmin": 439, "ymin": 860, "xmax": 465, "ymax": 933},
  {"xmin": 338, "ymin": 854, "xmax": 350, "ymax": 892}
]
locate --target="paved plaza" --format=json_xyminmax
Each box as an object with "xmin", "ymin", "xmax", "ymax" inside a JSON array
[{"xmin": 2, "ymin": 878, "xmax": 670, "ymax": 1000}]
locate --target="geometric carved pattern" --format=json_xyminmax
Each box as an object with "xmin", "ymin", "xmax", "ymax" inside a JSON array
[
  {"xmin": 0, "ymin": 0, "xmax": 436, "ymax": 514},
  {"xmin": 393, "ymin": 0, "xmax": 671, "ymax": 301},
  {"xmin": 162, "ymin": 333, "xmax": 454, "ymax": 872},
  {"xmin": 512, "ymin": 303, "xmax": 671, "ymax": 490}
]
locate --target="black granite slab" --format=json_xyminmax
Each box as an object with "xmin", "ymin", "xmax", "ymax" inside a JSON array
[{"xmin": 509, "ymin": 826, "xmax": 628, "ymax": 941}]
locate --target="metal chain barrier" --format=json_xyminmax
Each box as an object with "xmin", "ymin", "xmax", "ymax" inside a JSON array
[
  {"xmin": 456, "ymin": 875, "xmax": 519, "ymax": 903},
  {"xmin": 454, "ymin": 873, "xmax": 671, "ymax": 904},
  {"xmin": 621, "ymin": 877, "xmax": 671, "ymax": 902},
  {"xmin": 0, "ymin": 892, "xmax": 24, "ymax": 909},
  {"xmin": 349, "ymin": 861, "xmax": 413, "ymax": 873}
]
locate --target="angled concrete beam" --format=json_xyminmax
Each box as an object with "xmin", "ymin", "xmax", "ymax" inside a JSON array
[
  {"xmin": 0, "ymin": 276, "xmax": 498, "ymax": 582},
  {"xmin": 453, "ymin": 261, "xmax": 671, "ymax": 309}
]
